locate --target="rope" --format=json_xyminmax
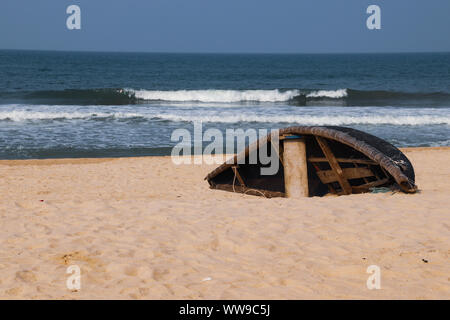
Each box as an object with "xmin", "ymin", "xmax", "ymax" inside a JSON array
[
  {"xmin": 231, "ymin": 166, "xmax": 268, "ymax": 198},
  {"xmin": 232, "ymin": 169, "xmax": 237, "ymax": 193},
  {"xmin": 243, "ymin": 188, "xmax": 268, "ymax": 198}
]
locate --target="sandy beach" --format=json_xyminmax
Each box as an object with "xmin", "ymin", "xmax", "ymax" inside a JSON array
[{"xmin": 0, "ymin": 147, "xmax": 448, "ymax": 299}]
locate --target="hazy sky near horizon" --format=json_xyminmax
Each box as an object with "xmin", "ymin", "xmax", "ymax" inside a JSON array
[{"xmin": 0, "ymin": 0, "xmax": 449, "ymax": 53}]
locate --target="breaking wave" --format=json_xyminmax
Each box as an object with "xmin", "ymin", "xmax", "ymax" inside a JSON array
[
  {"xmin": 1, "ymin": 88, "xmax": 449, "ymax": 106},
  {"xmin": 306, "ymin": 89, "xmax": 348, "ymax": 99},
  {"xmin": 132, "ymin": 89, "xmax": 301, "ymax": 102},
  {"xmin": 130, "ymin": 88, "xmax": 450, "ymax": 106}
]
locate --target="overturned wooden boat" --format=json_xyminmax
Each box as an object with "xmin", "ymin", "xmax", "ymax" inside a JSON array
[{"xmin": 205, "ymin": 126, "xmax": 417, "ymax": 197}]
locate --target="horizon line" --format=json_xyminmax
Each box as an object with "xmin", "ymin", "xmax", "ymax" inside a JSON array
[{"xmin": 1, "ymin": 48, "xmax": 449, "ymax": 55}]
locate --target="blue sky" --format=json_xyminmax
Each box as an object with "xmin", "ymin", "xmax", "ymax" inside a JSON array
[{"xmin": 0, "ymin": 0, "xmax": 449, "ymax": 53}]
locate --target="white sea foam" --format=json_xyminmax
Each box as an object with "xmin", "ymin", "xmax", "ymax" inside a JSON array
[
  {"xmin": 1, "ymin": 106, "xmax": 449, "ymax": 126},
  {"xmin": 0, "ymin": 110, "xmax": 142, "ymax": 121},
  {"xmin": 129, "ymin": 88, "xmax": 349, "ymax": 102},
  {"xmin": 149, "ymin": 114, "xmax": 450, "ymax": 125},
  {"xmin": 306, "ymin": 89, "xmax": 348, "ymax": 99},
  {"xmin": 130, "ymin": 89, "xmax": 300, "ymax": 102}
]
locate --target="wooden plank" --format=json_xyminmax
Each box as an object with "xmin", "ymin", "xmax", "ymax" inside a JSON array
[
  {"xmin": 283, "ymin": 137, "xmax": 309, "ymax": 198},
  {"xmin": 312, "ymin": 162, "xmax": 336, "ymax": 194},
  {"xmin": 308, "ymin": 157, "xmax": 377, "ymax": 165},
  {"xmin": 343, "ymin": 167, "xmax": 374, "ymax": 180},
  {"xmin": 315, "ymin": 136, "xmax": 352, "ymax": 195},
  {"xmin": 380, "ymin": 166, "xmax": 389, "ymax": 179},
  {"xmin": 354, "ymin": 163, "xmax": 369, "ymax": 184},
  {"xmin": 352, "ymin": 178, "xmax": 390, "ymax": 193},
  {"xmin": 270, "ymin": 136, "xmax": 283, "ymax": 166},
  {"xmin": 231, "ymin": 166, "xmax": 246, "ymax": 187},
  {"xmin": 315, "ymin": 167, "xmax": 374, "ymax": 184},
  {"xmin": 370, "ymin": 165, "xmax": 381, "ymax": 180}
]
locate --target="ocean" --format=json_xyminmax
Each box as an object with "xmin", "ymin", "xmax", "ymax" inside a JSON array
[{"xmin": 0, "ymin": 50, "xmax": 449, "ymax": 159}]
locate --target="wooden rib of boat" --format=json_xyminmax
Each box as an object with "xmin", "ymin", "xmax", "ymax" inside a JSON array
[{"xmin": 205, "ymin": 126, "xmax": 417, "ymax": 197}]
